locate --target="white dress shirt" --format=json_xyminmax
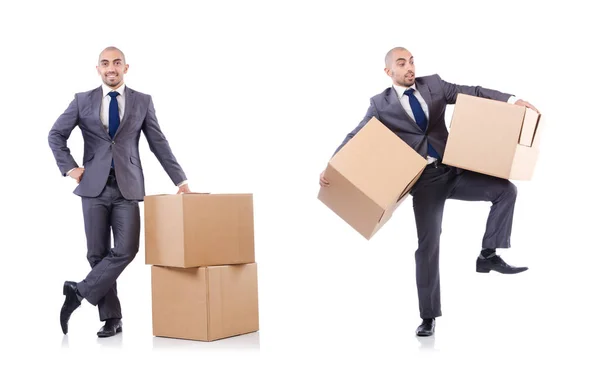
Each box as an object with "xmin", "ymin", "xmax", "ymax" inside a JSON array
[
  {"xmin": 392, "ymin": 84, "xmax": 518, "ymax": 164},
  {"xmin": 100, "ymin": 83, "xmax": 126, "ymax": 131}
]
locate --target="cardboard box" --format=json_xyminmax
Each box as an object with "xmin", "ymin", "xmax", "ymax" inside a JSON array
[
  {"xmin": 318, "ymin": 117, "xmax": 427, "ymax": 240},
  {"xmin": 442, "ymin": 94, "xmax": 542, "ymax": 180},
  {"xmin": 151, "ymin": 263, "xmax": 259, "ymax": 342},
  {"xmin": 144, "ymin": 193, "xmax": 255, "ymax": 267}
]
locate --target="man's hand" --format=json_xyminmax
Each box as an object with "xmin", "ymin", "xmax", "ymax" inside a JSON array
[
  {"xmin": 515, "ymin": 99, "xmax": 540, "ymax": 114},
  {"xmin": 177, "ymin": 184, "xmax": 191, "ymax": 194},
  {"xmin": 69, "ymin": 168, "xmax": 85, "ymax": 183},
  {"xmin": 319, "ymin": 170, "xmax": 330, "ymax": 187}
]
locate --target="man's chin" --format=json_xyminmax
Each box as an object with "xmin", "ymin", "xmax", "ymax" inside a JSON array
[
  {"xmin": 397, "ymin": 80, "xmax": 413, "ymax": 88},
  {"xmin": 104, "ymin": 80, "xmax": 121, "ymax": 87}
]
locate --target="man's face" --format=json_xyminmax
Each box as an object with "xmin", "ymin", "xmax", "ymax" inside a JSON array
[
  {"xmin": 96, "ymin": 49, "xmax": 128, "ymax": 88},
  {"xmin": 385, "ymin": 49, "xmax": 415, "ymax": 87}
]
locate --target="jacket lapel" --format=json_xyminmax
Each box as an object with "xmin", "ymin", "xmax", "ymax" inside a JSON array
[
  {"xmin": 387, "ymin": 87, "xmax": 422, "ymax": 132},
  {"xmin": 90, "ymin": 87, "xmax": 111, "ymax": 140},
  {"xmin": 114, "ymin": 86, "xmax": 136, "ymax": 138},
  {"xmin": 415, "ymin": 80, "xmax": 433, "ymax": 130}
]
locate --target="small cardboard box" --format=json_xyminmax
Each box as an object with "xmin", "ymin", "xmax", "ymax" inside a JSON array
[
  {"xmin": 442, "ymin": 94, "xmax": 542, "ymax": 180},
  {"xmin": 318, "ymin": 117, "xmax": 427, "ymax": 239}
]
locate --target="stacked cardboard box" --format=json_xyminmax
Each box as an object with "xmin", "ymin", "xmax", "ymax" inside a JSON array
[
  {"xmin": 144, "ymin": 193, "xmax": 259, "ymax": 341},
  {"xmin": 318, "ymin": 117, "xmax": 427, "ymax": 240}
]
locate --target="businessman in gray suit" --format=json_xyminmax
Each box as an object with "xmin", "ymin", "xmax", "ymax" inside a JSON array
[
  {"xmin": 320, "ymin": 47, "xmax": 539, "ymax": 337},
  {"xmin": 49, "ymin": 46, "xmax": 191, "ymax": 337}
]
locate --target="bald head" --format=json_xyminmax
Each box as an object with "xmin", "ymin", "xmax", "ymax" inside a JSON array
[
  {"xmin": 96, "ymin": 46, "xmax": 129, "ymax": 89},
  {"xmin": 383, "ymin": 47, "xmax": 416, "ymax": 87},
  {"xmin": 385, "ymin": 47, "xmax": 408, "ymax": 68},
  {"xmin": 98, "ymin": 46, "xmax": 126, "ymax": 64}
]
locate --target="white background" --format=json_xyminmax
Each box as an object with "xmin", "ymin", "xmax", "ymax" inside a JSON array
[{"xmin": 1, "ymin": 0, "xmax": 598, "ymax": 369}]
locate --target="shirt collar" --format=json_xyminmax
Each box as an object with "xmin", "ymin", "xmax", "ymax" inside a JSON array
[
  {"xmin": 393, "ymin": 83, "xmax": 416, "ymax": 98},
  {"xmin": 102, "ymin": 83, "xmax": 126, "ymax": 98}
]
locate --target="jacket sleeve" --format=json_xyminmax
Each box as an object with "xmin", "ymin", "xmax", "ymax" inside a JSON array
[
  {"xmin": 332, "ymin": 98, "xmax": 379, "ymax": 157},
  {"xmin": 48, "ymin": 95, "xmax": 80, "ymax": 176},
  {"xmin": 141, "ymin": 96, "xmax": 187, "ymax": 186},
  {"xmin": 437, "ymin": 74, "xmax": 513, "ymax": 104}
]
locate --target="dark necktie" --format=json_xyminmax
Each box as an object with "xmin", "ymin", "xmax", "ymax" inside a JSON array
[
  {"xmin": 108, "ymin": 91, "xmax": 120, "ymax": 168},
  {"xmin": 404, "ymin": 88, "xmax": 439, "ymax": 159},
  {"xmin": 108, "ymin": 91, "xmax": 120, "ymax": 138}
]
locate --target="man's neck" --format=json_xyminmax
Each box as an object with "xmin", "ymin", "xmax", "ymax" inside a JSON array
[{"xmin": 106, "ymin": 82, "xmax": 125, "ymax": 90}]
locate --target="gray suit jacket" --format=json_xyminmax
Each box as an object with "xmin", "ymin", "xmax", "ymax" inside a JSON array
[
  {"xmin": 334, "ymin": 74, "xmax": 512, "ymax": 158},
  {"xmin": 48, "ymin": 86, "xmax": 186, "ymax": 201}
]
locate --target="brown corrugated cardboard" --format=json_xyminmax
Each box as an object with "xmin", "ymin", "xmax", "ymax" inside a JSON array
[
  {"xmin": 442, "ymin": 94, "xmax": 543, "ymax": 180},
  {"xmin": 318, "ymin": 117, "xmax": 427, "ymax": 240},
  {"xmin": 144, "ymin": 193, "xmax": 255, "ymax": 267},
  {"xmin": 151, "ymin": 263, "xmax": 259, "ymax": 342}
]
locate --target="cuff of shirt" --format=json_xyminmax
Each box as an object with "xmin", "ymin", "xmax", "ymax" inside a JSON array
[
  {"xmin": 66, "ymin": 168, "xmax": 76, "ymax": 177},
  {"xmin": 177, "ymin": 180, "xmax": 188, "ymax": 187},
  {"xmin": 507, "ymin": 95, "xmax": 519, "ymax": 104}
]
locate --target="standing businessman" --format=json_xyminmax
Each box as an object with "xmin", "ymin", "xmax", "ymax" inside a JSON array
[
  {"xmin": 49, "ymin": 46, "xmax": 191, "ymax": 337},
  {"xmin": 320, "ymin": 47, "xmax": 538, "ymax": 337}
]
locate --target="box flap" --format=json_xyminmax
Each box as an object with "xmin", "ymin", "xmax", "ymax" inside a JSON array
[
  {"xmin": 377, "ymin": 166, "xmax": 424, "ymax": 225},
  {"xmin": 518, "ymin": 108, "xmax": 540, "ymax": 147},
  {"xmin": 372, "ymin": 166, "xmax": 425, "ymax": 236},
  {"xmin": 396, "ymin": 166, "xmax": 425, "ymax": 203}
]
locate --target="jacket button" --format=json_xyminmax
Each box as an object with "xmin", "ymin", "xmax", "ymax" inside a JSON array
[{"xmin": 111, "ymin": 141, "xmax": 115, "ymax": 145}]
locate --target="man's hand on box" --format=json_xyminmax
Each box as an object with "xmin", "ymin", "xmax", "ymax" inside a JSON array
[
  {"xmin": 515, "ymin": 99, "xmax": 540, "ymax": 114},
  {"xmin": 319, "ymin": 171, "xmax": 330, "ymax": 187},
  {"xmin": 177, "ymin": 184, "xmax": 191, "ymax": 194}
]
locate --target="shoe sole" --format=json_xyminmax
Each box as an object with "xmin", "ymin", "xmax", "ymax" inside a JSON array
[
  {"xmin": 97, "ymin": 327, "xmax": 122, "ymax": 338},
  {"xmin": 416, "ymin": 332, "xmax": 434, "ymax": 337},
  {"xmin": 476, "ymin": 267, "xmax": 528, "ymax": 274}
]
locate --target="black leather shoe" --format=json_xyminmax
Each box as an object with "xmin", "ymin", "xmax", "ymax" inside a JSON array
[
  {"xmin": 60, "ymin": 281, "xmax": 82, "ymax": 334},
  {"xmin": 416, "ymin": 318, "xmax": 435, "ymax": 337},
  {"xmin": 476, "ymin": 255, "xmax": 528, "ymax": 274},
  {"xmin": 97, "ymin": 319, "xmax": 122, "ymax": 338}
]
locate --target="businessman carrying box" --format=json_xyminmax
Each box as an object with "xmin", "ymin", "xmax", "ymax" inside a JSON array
[{"xmin": 320, "ymin": 47, "xmax": 539, "ymax": 337}]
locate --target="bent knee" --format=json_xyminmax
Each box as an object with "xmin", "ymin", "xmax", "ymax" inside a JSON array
[{"xmin": 505, "ymin": 182, "xmax": 518, "ymax": 199}]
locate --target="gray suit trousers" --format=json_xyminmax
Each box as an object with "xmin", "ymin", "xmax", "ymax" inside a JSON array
[
  {"xmin": 76, "ymin": 171, "xmax": 140, "ymax": 320},
  {"xmin": 410, "ymin": 163, "xmax": 517, "ymax": 319}
]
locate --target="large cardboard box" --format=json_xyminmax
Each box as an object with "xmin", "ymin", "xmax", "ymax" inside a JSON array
[
  {"xmin": 318, "ymin": 117, "xmax": 427, "ymax": 240},
  {"xmin": 151, "ymin": 263, "xmax": 259, "ymax": 342},
  {"xmin": 442, "ymin": 94, "xmax": 542, "ymax": 180},
  {"xmin": 144, "ymin": 193, "xmax": 255, "ymax": 268}
]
